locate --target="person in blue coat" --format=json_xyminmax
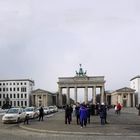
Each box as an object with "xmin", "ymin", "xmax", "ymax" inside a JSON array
[{"xmin": 79, "ymin": 104, "xmax": 88, "ymax": 128}]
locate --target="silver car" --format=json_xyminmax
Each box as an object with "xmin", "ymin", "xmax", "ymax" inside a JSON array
[{"xmin": 2, "ymin": 108, "xmax": 26, "ymax": 123}]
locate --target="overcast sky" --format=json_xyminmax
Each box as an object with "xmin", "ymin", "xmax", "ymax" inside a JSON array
[{"xmin": 0, "ymin": 0, "xmax": 140, "ymax": 100}]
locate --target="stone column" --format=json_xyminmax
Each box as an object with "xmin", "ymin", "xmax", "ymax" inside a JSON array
[
  {"xmin": 58, "ymin": 87, "xmax": 62, "ymax": 107},
  {"xmin": 67, "ymin": 87, "xmax": 70, "ymax": 105},
  {"xmin": 84, "ymin": 86, "xmax": 88, "ymax": 104},
  {"xmin": 46, "ymin": 95, "xmax": 48, "ymax": 106},
  {"xmin": 127, "ymin": 93, "xmax": 131, "ymax": 107},
  {"xmin": 74, "ymin": 87, "xmax": 77, "ymax": 103},
  {"xmin": 42, "ymin": 94, "xmax": 44, "ymax": 106},
  {"xmin": 35, "ymin": 95, "xmax": 38, "ymax": 107},
  {"xmin": 133, "ymin": 93, "xmax": 135, "ymax": 107},
  {"xmin": 92, "ymin": 86, "xmax": 96, "ymax": 104},
  {"xmin": 101, "ymin": 86, "xmax": 104, "ymax": 103}
]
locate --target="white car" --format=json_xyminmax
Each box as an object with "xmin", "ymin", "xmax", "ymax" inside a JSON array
[
  {"xmin": 2, "ymin": 108, "xmax": 26, "ymax": 123},
  {"xmin": 49, "ymin": 106, "xmax": 55, "ymax": 113},
  {"xmin": 25, "ymin": 107, "xmax": 39, "ymax": 119},
  {"xmin": 43, "ymin": 107, "xmax": 50, "ymax": 115},
  {"xmin": 53, "ymin": 106, "xmax": 58, "ymax": 112}
]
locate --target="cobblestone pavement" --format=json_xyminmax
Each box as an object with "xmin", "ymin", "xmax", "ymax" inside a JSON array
[{"xmin": 20, "ymin": 108, "xmax": 140, "ymax": 135}]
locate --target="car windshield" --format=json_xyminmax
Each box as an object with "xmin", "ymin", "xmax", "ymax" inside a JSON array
[
  {"xmin": 7, "ymin": 108, "xmax": 19, "ymax": 114},
  {"xmin": 49, "ymin": 106, "xmax": 53, "ymax": 109},
  {"xmin": 25, "ymin": 108, "xmax": 34, "ymax": 111},
  {"xmin": 44, "ymin": 107, "xmax": 49, "ymax": 110}
]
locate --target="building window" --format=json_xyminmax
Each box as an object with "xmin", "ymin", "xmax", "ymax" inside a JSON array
[
  {"xmin": 3, "ymin": 101, "xmax": 5, "ymax": 105},
  {"xmin": 13, "ymin": 88, "xmax": 15, "ymax": 92},
  {"xmin": 17, "ymin": 94, "xmax": 19, "ymax": 98},
  {"xmin": 10, "ymin": 83, "xmax": 12, "ymax": 85},
  {"xmin": 10, "ymin": 101, "xmax": 12, "ymax": 106},
  {"xmin": 0, "ymin": 88, "xmax": 1, "ymax": 92},
  {"xmin": 17, "ymin": 101, "xmax": 20, "ymax": 106},
  {"xmin": 24, "ymin": 82, "xmax": 26, "ymax": 85},
  {"xmin": 21, "ymin": 82, "xmax": 23, "ymax": 85},
  {"xmin": 0, "ymin": 83, "xmax": 1, "ymax": 85},
  {"xmin": 6, "ymin": 94, "xmax": 9, "ymax": 98},
  {"xmin": 25, "ymin": 94, "xmax": 27, "ymax": 98},
  {"xmin": 21, "ymin": 101, "xmax": 23, "ymax": 107},
  {"xmin": 10, "ymin": 88, "xmax": 12, "ymax": 92},
  {"xmin": 14, "ymin": 101, "xmax": 16, "ymax": 107},
  {"xmin": 21, "ymin": 94, "xmax": 23, "ymax": 98},
  {"xmin": 14, "ymin": 94, "xmax": 16, "ymax": 98},
  {"xmin": 3, "ymin": 88, "xmax": 5, "ymax": 92},
  {"xmin": 25, "ymin": 101, "xmax": 27, "ymax": 106},
  {"xmin": 17, "ymin": 83, "xmax": 19, "ymax": 85},
  {"xmin": 3, "ymin": 94, "xmax": 5, "ymax": 98},
  {"xmin": 21, "ymin": 87, "xmax": 27, "ymax": 92},
  {"xmin": 13, "ymin": 83, "xmax": 15, "ymax": 85},
  {"xmin": 0, "ymin": 94, "xmax": 1, "ymax": 98},
  {"xmin": 6, "ymin": 83, "xmax": 8, "ymax": 85},
  {"xmin": 0, "ymin": 101, "xmax": 1, "ymax": 106},
  {"xmin": 6, "ymin": 88, "xmax": 8, "ymax": 91},
  {"xmin": 3, "ymin": 83, "xmax": 5, "ymax": 86},
  {"xmin": 10, "ymin": 94, "xmax": 12, "ymax": 98},
  {"xmin": 17, "ymin": 87, "xmax": 19, "ymax": 91}
]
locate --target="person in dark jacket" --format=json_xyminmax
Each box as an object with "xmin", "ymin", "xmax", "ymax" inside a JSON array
[
  {"xmin": 75, "ymin": 103, "xmax": 80, "ymax": 125},
  {"xmin": 39, "ymin": 106, "xmax": 44, "ymax": 121},
  {"xmin": 99, "ymin": 103, "xmax": 106, "ymax": 125},
  {"xmin": 69, "ymin": 105, "xmax": 73, "ymax": 122},
  {"xmin": 65, "ymin": 105, "xmax": 71, "ymax": 124},
  {"xmin": 79, "ymin": 104, "xmax": 88, "ymax": 128},
  {"xmin": 86, "ymin": 104, "xmax": 91, "ymax": 124}
]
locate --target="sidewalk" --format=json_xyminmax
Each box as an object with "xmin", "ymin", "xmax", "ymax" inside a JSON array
[{"xmin": 20, "ymin": 108, "xmax": 140, "ymax": 136}]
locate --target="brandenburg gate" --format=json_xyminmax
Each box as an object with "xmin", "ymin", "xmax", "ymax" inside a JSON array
[{"xmin": 57, "ymin": 65, "xmax": 106, "ymax": 106}]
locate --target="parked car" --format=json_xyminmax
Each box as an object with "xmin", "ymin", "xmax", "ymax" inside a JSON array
[
  {"xmin": 53, "ymin": 106, "xmax": 58, "ymax": 112},
  {"xmin": 43, "ymin": 107, "xmax": 50, "ymax": 115},
  {"xmin": 2, "ymin": 107, "xmax": 26, "ymax": 123},
  {"xmin": 25, "ymin": 107, "xmax": 39, "ymax": 119},
  {"xmin": 49, "ymin": 106, "xmax": 55, "ymax": 113}
]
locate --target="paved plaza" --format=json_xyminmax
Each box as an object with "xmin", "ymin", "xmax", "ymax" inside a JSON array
[{"xmin": 20, "ymin": 108, "xmax": 140, "ymax": 136}]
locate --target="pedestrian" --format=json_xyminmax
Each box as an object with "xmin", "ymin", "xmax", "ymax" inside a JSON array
[
  {"xmin": 117, "ymin": 103, "xmax": 122, "ymax": 115},
  {"xmin": 75, "ymin": 103, "xmax": 80, "ymax": 125},
  {"xmin": 24, "ymin": 114, "xmax": 29, "ymax": 124},
  {"xmin": 114, "ymin": 105, "xmax": 118, "ymax": 114},
  {"xmin": 99, "ymin": 103, "xmax": 106, "ymax": 125},
  {"xmin": 86, "ymin": 104, "xmax": 91, "ymax": 124},
  {"xmin": 79, "ymin": 104, "xmax": 87, "ymax": 128},
  {"xmin": 136, "ymin": 104, "xmax": 140, "ymax": 116},
  {"xmin": 65, "ymin": 105, "xmax": 71, "ymax": 124},
  {"xmin": 96, "ymin": 103, "xmax": 100, "ymax": 115},
  {"xmin": 69, "ymin": 104, "xmax": 73, "ymax": 122},
  {"xmin": 39, "ymin": 106, "xmax": 44, "ymax": 121}
]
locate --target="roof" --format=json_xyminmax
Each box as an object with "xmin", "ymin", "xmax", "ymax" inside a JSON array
[
  {"xmin": 32, "ymin": 89, "xmax": 56, "ymax": 95},
  {"xmin": 115, "ymin": 87, "xmax": 135, "ymax": 92},
  {"xmin": 130, "ymin": 75, "xmax": 140, "ymax": 81},
  {"xmin": 0, "ymin": 79, "xmax": 34, "ymax": 83}
]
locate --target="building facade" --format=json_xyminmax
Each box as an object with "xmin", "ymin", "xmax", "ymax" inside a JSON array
[
  {"xmin": 0, "ymin": 79, "xmax": 34, "ymax": 108},
  {"xmin": 31, "ymin": 89, "xmax": 57, "ymax": 107},
  {"xmin": 130, "ymin": 75, "xmax": 140, "ymax": 105},
  {"xmin": 110, "ymin": 87, "xmax": 135, "ymax": 107}
]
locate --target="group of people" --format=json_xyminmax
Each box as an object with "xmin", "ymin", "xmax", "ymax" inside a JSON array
[{"xmin": 65, "ymin": 102, "xmax": 108, "ymax": 128}]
